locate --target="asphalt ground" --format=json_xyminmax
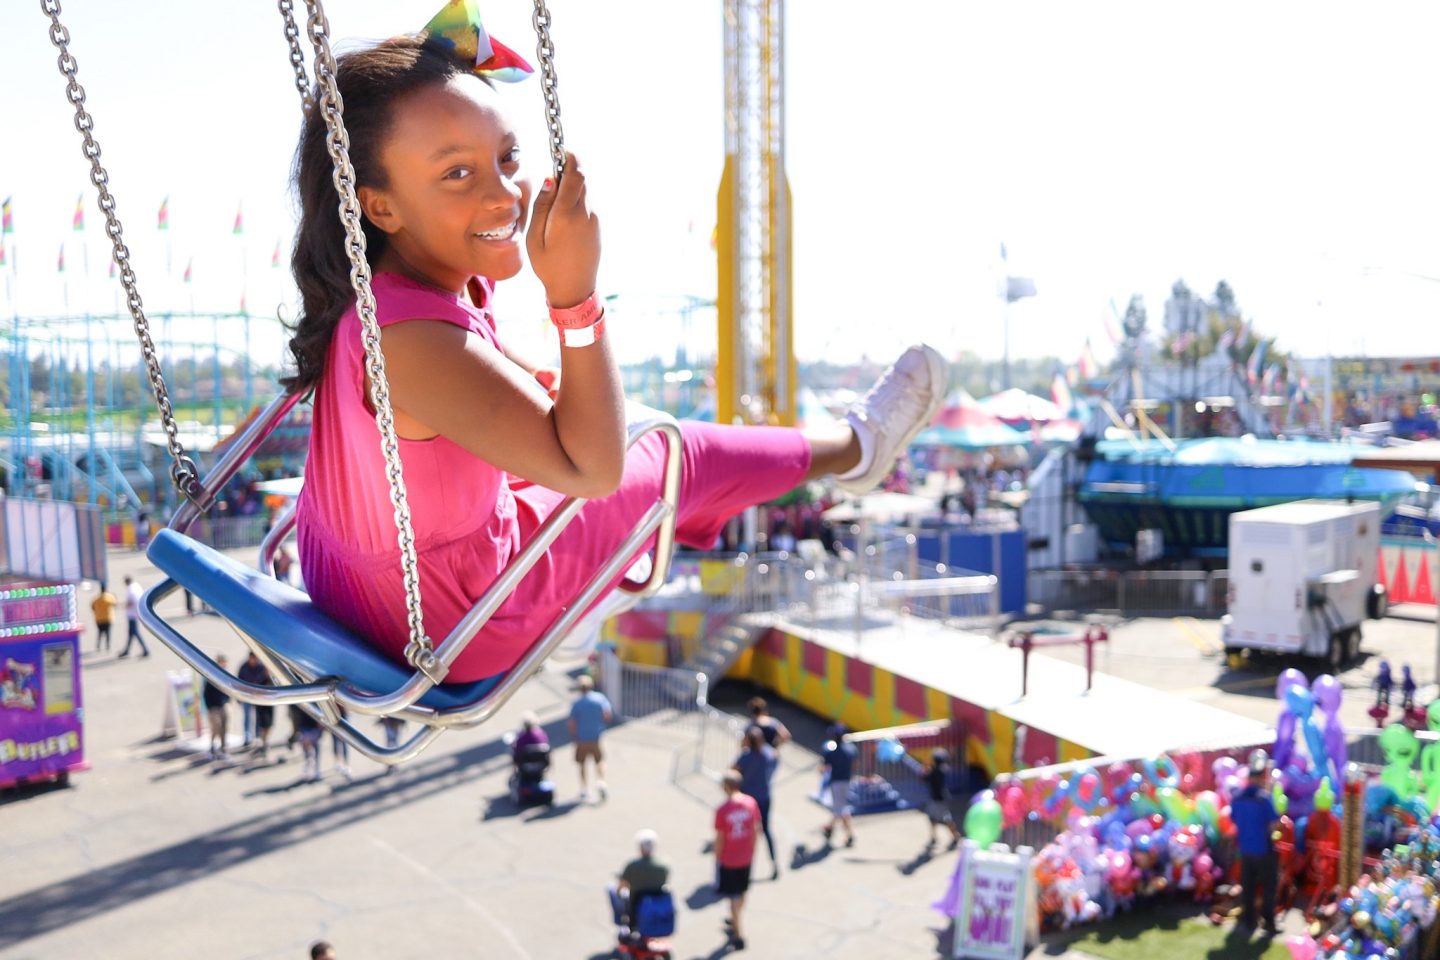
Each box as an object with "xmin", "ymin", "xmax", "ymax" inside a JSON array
[{"xmin": 5, "ymin": 546, "xmax": 1435, "ymax": 960}]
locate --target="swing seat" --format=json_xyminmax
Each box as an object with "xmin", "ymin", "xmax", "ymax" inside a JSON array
[{"xmin": 147, "ymin": 529, "xmax": 502, "ymax": 711}]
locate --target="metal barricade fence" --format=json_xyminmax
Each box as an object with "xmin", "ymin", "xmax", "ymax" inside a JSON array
[
  {"xmin": 843, "ymin": 719, "xmax": 967, "ymax": 814},
  {"xmin": 595, "ymin": 648, "xmax": 746, "ymax": 782},
  {"xmin": 187, "ymin": 515, "xmax": 272, "ymax": 551},
  {"xmin": 1027, "ymin": 568, "xmax": 1229, "ymax": 617}
]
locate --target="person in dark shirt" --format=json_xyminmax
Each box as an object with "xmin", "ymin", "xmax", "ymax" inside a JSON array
[
  {"xmin": 819, "ymin": 724, "xmax": 856, "ymax": 847},
  {"xmin": 922, "ymin": 748, "xmax": 962, "ymax": 849},
  {"xmin": 202, "ymin": 654, "xmax": 231, "ymax": 760},
  {"xmin": 610, "ymin": 829, "xmax": 671, "ymax": 932},
  {"xmin": 1230, "ymin": 750, "xmax": 1280, "ymax": 935},
  {"xmin": 236, "ymin": 652, "xmax": 274, "ymax": 757},
  {"xmin": 745, "ymin": 697, "xmax": 791, "ymax": 750},
  {"xmin": 733, "ymin": 726, "xmax": 780, "ymax": 878}
]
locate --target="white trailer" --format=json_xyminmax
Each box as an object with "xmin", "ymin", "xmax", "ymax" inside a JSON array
[{"xmin": 1221, "ymin": 499, "xmax": 1387, "ymax": 670}]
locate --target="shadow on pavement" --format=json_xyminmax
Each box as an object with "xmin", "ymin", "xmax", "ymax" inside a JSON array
[
  {"xmin": 684, "ymin": 881, "xmax": 722, "ymax": 910},
  {"xmin": 788, "ymin": 842, "xmax": 831, "ymax": 871},
  {"xmin": 0, "ymin": 730, "xmax": 522, "ymax": 951}
]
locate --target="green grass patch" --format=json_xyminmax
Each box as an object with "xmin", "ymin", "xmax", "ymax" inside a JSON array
[{"xmin": 1051, "ymin": 908, "xmax": 1291, "ymax": 960}]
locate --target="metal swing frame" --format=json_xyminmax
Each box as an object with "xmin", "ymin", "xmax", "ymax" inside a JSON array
[{"xmin": 40, "ymin": 0, "xmax": 682, "ymax": 763}]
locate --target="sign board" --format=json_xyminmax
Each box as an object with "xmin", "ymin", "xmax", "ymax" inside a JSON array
[
  {"xmin": 953, "ymin": 843, "xmax": 1037, "ymax": 960},
  {"xmin": 161, "ymin": 670, "xmax": 204, "ymax": 739}
]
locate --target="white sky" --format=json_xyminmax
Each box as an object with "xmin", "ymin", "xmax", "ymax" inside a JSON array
[{"xmin": 2, "ymin": 1, "xmax": 1440, "ymax": 373}]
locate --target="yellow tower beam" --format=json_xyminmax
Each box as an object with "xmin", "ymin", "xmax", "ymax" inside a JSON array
[{"xmin": 717, "ymin": 0, "xmax": 793, "ymax": 426}]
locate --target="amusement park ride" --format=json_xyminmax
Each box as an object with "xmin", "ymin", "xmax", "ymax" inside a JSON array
[{"xmin": 1, "ymin": 0, "xmax": 808, "ymax": 763}]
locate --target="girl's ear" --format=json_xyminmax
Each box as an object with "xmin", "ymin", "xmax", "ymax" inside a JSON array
[{"xmin": 357, "ymin": 185, "xmax": 400, "ymax": 234}]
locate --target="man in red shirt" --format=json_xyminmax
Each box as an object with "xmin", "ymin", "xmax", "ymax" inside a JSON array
[{"xmin": 714, "ymin": 770, "xmax": 761, "ymax": 950}]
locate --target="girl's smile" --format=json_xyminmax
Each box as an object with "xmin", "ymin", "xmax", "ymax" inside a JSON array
[{"xmin": 359, "ymin": 75, "xmax": 533, "ymax": 294}]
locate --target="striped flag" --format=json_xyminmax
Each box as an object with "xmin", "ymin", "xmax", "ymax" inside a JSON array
[
  {"xmin": 232, "ymin": 204, "xmax": 244, "ymax": 235},
  {"xmin": 57, "ymin": 243, "xmax": 65, "ymax": 273},
  {"xmin": 183, "ymin": 258, "xmax": 193, "ymax": 284},
  {"xmin": 1246, "ymin": 341, "xmax": 1267, "ymax": 386},
  {"xmin": 0, "ymin": 235, "xmax": 7, "ymax": 268},
  {"xmin": 1217, "ymin": 325, "xmax": 1238, "ymax": 353},
  {"xmin": 157, "ymin": 197, "xmax": 170, "ymax": 231},
  {"xmin": 1052, "ymin": 368, "xmax": 1075, "ymax": 415},
  {"xmin": 72, "ymin": 194, "xmax": 85, "ymax": 232},
  {"xmin": 1, "ymin": 197, "xmax": 12, "ymax": 234},
  {"xmin": 271, "ymin": 239, "xmax": 282, "ymax": 269},
  {"xmin": 1104, "ymin": 300, "xmax": 1123, "ymax": 344},
  {"xmin": 1077, "ymin": 338, "xmax": 1099, "ymax": 380}
]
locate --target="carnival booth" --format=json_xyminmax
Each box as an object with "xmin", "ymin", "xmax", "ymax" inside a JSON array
[{"xmin": 0, "ymin": 583, "xmax": 85, "ymax": 788}]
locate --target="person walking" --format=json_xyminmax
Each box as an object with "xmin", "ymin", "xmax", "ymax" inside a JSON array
[
  {"xmin": 202, "ymin": 654, "xmax": 231, "ymax": 760},
  {"xmin": 921, "ymin": 748, "xmax": 962, "ymax": 849},
  {"xmin": 91, "ymin": 583, "xmax": 118, "ymax": 653},
  {"xmin": 714, "ymin": 771, "xmax": 760, "ymax": 950},
  {"xmin": 733, "ymin": 726, "xmax": 780, "ymax": 879},
  {"xmin": 118, "ymin": 576, "xmax": 150, "ymax": 658},
  {"xmin": 745, "ymin": 696, "xmax": 791, "ymax": 749},
  {"xmin": 291, "ymin": 705, "xmax": 323, "ymax": 781},
  {"xmin": 568, "ymin": 675, "xmax": 613, "ymax": 801},
  {"xmin": 819, "ymin": 724, "xmax": 856, "ymax": 847},
  {"xmin": 237, "ymin": 651, "xmax": 271, "ymax": 749},
  {"xmin": 1231, "ymin": 749, "xmax": 1281, "ymax": 935}
]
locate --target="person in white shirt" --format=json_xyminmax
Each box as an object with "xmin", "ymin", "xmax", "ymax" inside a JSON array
[{"xmin": 118, "ymin": 576, "xmax": 150, "ymax": 658}]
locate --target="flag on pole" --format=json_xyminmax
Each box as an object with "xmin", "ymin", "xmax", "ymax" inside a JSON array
[
  {"xmin": 157, "ymin": 197, "xmax": 170, "ymax": 231},
  {"xmin": 1052, "ymin": 368, "xmax": 1075, "ymax": 415},
  {"xmin": 232, "ymin": 204, "xmax": 244, "ymax": 235},
  {"xmin": 271, "ymin": 239, "xmax": 282, "ymax": 269},
  {"xmin": 1, "ymin": 197, "xmax": 12, "ymax": 234},
  {"xmin": 239, "ymin": 292, "xmax": 247, "ymax": 314},
  {"xmin": 1077, "ymin": 338, "xmax": 1099, "ymax": 380},
  {"xmin": 1246, "ymin": 340, "xmax": 1267, "ymax": 386},
  {"xmin": 1217, "ymin": 324, "xmax": 1238, "ymax": 353},
  {"xmin": 183, "ymin": 258, "xmax": 193, "ymax": 283},
  {"xmin": 57, "ymin": 243, "xmax": 65, "ymax": 273},
  {"xmin": 1104, "ymin": 300, "xmax": 1123, "ymax": 345},
  {"xmin": 0, "ymin": 235, "xmax": 7, "ymax": 268},
  {"xmin": 72, "ymin": 194, "xmax": 85, "ymax": 232}
]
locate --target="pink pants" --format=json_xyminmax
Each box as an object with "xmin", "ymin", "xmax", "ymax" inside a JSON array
[{"xmin": 470, "ymin": 421, "xmax": 811, "ymax": 679}]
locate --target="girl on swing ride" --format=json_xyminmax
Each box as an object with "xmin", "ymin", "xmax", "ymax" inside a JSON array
[{"xmin": 287, "ymin": 5, "xmax": 947, "ymax": 686}]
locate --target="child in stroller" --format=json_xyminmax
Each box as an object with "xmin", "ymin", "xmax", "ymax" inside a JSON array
[{"xmin": 506, "ymin": 712, "xmax": 554, "ymax": 807}]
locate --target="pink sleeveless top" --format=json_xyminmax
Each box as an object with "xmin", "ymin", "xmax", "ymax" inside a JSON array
[{"xmin": 296, "ymin": 272, "xmax": 522, "ymax": 679}]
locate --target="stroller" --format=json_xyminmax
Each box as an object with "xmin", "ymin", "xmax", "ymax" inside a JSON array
[
  {"xmin": 508, "ymin": 739, "xmax": 555, "ymax": 807},
  {"xmin": 611, "ymin": 888, "xmax": 675, "ymax": 960}
]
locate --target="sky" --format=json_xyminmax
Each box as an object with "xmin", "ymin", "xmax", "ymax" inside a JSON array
[{"xmin": 3, "ymin": 1, "xmax": 1440, "ymax": 375}]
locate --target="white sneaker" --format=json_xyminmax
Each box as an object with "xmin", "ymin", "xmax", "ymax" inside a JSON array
[{"xmin": 836, "ymin": 344, "xmax": 946, "ymax": 496}]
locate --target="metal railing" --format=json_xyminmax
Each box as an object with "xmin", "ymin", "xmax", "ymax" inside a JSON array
[
  {"xmin": 1028, "ymin": 568, "xmax": 1230, "ymax": 617},
  {"xmin": 185, "ymin": 514, "xmax": 274, "ymax": 551},
  {"xmin": 595, "ymin": 648, "xmax": 745, "ymax": 782},
  {"xmin": 843, "ymin": 718, "xmax": 968, "ymax": 814}
]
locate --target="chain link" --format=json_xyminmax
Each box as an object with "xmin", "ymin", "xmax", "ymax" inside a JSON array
[
  {"xmin": 39, "ymin": 0, "xmax": 202, "ymax": 502},
  {"xmin": 277, "ymin": 0, "xmax": 314, "ymax": 113},
  {"xmin": 531, "ymin": 0, "xmax": 566, "ymax": 177},
  {"xmin": 303, "ymin": 1, "xmax": 439, "ymax": 682}
]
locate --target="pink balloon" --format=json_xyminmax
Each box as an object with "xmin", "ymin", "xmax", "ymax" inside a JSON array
[{"xmin": 1283, "ymin": 934, "xmax": 1317, "ymax": 960}]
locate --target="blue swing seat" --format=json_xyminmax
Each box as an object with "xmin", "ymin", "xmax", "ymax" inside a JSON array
[{"xmin": 147, "ymin": 528, "xmax": 502, "ymax": 711}]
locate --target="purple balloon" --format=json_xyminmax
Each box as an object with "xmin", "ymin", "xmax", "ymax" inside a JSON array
[
  {"xmin": 1277, "ymin": 667, "xmax": 1308, "ymax": 702},
  {"xmin": 1312, "ymin": 674, "xmax": 1341, "ymax": 715}
]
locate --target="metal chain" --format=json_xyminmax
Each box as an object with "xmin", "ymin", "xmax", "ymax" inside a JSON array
[
  {"xmin": 39, "ymin": 0, "xmax": 202, "ymax": 502},
  {"xmin": 277, "ymin": 0, "xmax": 314, "ymax": 113},
  {"xmin": 531, "ymin": 0, "xmax": 566, "ymax": 177},
  {"xmin": 303, "ymin": 1, "xmax": 439, "ymax": 682}
]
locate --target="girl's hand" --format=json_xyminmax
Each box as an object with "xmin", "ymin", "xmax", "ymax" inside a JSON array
[{"xmin": 527, "ymin": 152, "xmax": 600, "ymax": 309}]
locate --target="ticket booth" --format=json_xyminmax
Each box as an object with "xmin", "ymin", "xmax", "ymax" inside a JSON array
[{"xmin": 0, "ymin": 583, "xmax": 85, "ymax": 788}]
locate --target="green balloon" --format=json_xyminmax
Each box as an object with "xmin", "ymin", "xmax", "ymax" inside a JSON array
[{"xmin": 964, "ymin": 797, "xmax": 1004, "ymax": 848}]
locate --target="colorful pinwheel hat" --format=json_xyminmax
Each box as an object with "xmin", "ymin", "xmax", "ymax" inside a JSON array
[{"xmin": 423, "ymin": 0, "xmax": 533, "ymax": 83}]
